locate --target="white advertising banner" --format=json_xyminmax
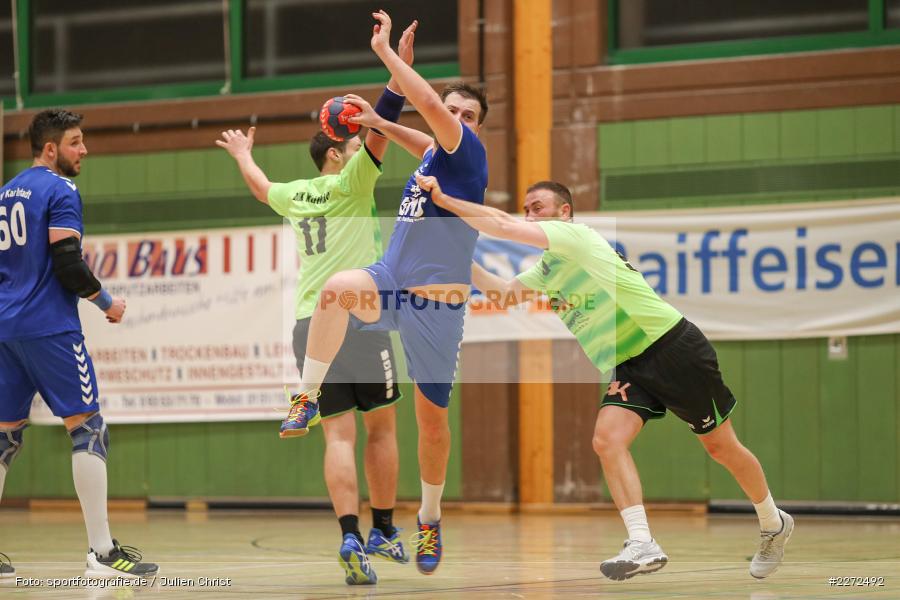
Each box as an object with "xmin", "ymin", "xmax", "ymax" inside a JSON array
[
  {"xmin": 29, "ymin": 198, "xmax": 900, "ymax": 423},
  {"xmin": 467, "ymin": 198, "xmax": 900, "ymax": 343},
  {"xmin": 31, "ymin": 225, "xmax": 300, "ymax": 424}
]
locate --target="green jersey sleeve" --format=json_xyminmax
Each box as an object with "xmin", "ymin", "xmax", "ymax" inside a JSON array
[
  {"xmin": 267, "ymin": 178, "xmax": 316, "ymax": 218},
  {"xmin": 537, "ymin": 220, "xmax": 587, "ymax": 257},
  {"xmin": 516, "ymin": 259, "xmax": 546, "ymax": 291},
  {"xmin": 338, "ymin": 145, "xmax": 383, "ymax": 198}
]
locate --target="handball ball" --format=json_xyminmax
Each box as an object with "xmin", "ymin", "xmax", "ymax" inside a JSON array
[{"xmin": 319, "ymin": 97, "xmax": 361, "ymax": 142}]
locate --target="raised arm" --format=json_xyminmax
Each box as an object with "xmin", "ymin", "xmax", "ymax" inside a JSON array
[
  {"xmin": 369, "ymin": 11, "xmax": 463, "ymax": 152},
  {"xmin": 415, "ymin": 174, "xmax": 550, "ymax": 249},
  {"xmin": 363, "ymin": 19, "xmax": 418, "ymax": 161},
  {"xmin": 216, "ymin": 127, "xmax": 271, "ymax": 204},
  {"xmin": 346, "ymin": 94, "xmax": 432, "ymax": 159}
]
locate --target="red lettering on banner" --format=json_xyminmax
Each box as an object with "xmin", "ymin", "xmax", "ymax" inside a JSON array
[
  {"xmin": 223, "ymin": 236, "xmax": 231, "ymax": 274},
  {"xmin": 247, "ymin": 234, "xmax": 255, "ymax": 273}
]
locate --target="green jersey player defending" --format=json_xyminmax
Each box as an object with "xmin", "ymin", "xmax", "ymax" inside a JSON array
[
  {"xmin": 217, "ymin": 23, "xmax": 423, "ymax": 586},
  {"xmin": 416, "ymin": 174, "xmax": 794, "ymax": 582}
]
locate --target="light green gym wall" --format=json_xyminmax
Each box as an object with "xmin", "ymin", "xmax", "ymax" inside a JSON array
[
  {"xmin": 598, "ymin": 104, "xmax": 900, "ymax": 503},
  {"xmin": 1, "ymin": 142, "xmax": 466, "ymax": 502}
]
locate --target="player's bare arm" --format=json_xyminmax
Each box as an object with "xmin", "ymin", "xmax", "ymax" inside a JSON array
[
  {"xmin": 471, "ymin": 262, "xmax": 531, "ymax": 308},
  {"xmin": 415, "ymin": 174, "xmax": 550, "ymax": 249},
  {"xmin": 346, "ymin": 94, "xmax": 432, "ymax": 159},
  {"xmin": 363, "ymin": 19, "xmax": 418, "ymax": 161},
  {"xmin": 370, "ymin": 11, "xmax": 464, "ymax": 152},
  {"xmin": 216, "ymin": 127, "xmax": 271, "ymax": 204},
  {"xmin": 48, "ymin": 228, "xmax": 126, "ymax": 324}
]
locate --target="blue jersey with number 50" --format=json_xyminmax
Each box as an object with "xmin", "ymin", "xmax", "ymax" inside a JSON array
[{"xmin": 0, "ymin": 167, "xmax": 84, "ymax": 341}]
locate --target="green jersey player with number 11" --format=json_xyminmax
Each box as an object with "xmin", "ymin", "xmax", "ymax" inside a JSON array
[
  {"xmin": 415, "ymin": 175, "xmax": 794, "ymax": 583},
  {"xmin": 216, "ymin": 21, "xmax": 426, "ymax": 586}
]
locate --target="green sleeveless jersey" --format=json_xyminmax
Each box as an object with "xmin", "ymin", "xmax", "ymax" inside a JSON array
[
  {"xmin": 267, "ymin": 148, "xmax": 383, "ymax": 320},
  {"xmin": 516, "ymin": 220, "xmax": 682, "ymax": 373}
]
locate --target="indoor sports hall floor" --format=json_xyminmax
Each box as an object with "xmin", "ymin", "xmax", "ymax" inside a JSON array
[{"xmin": 1, "ymin": 508, "xmax": 897, "ymax": 599}]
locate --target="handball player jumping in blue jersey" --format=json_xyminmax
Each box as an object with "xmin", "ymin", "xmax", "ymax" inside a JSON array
[
  {"xmin": 0, "ymin": 110, "xmax": 157, "ymax": 580},
  {"xmin": 279, "ymin": 11, "xmax": 489, "ymax": 575}
]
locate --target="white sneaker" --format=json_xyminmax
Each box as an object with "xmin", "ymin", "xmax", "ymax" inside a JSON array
[
  {"xmin": 750, "ymin": 510, "xmax": 794, "ymax": 579},
  {"xmin": 600, "ymin": 539, "xmax": 668, "ymax": 581}
]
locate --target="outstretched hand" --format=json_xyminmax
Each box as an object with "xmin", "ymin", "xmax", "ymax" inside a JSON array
[
  {"xmin": 398, "ymin": 20, "xmax": 417, "ymax": 66},
  {"xmin": 371, "ymin": 10, "xmax": 393, "ymax": 55},
  {"xmin": 216, "ymin": 127, "xmax": 256, "ymax": 159}
]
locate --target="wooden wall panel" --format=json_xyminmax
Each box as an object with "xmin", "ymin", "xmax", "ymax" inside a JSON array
[
  {"xmin": 552, "ymin": 47, "xmax": 900, "ymax": 123},
  {"xmin": 460, "ymin": 343, "xmax": 519, "ymax": 502},
  {"xmin": 2, "ymin": 85, "xmax": 433, "ymax": 160},
  {"xmin": 551, "ymin": 340, "xmax": 603, "ymax": 502}
]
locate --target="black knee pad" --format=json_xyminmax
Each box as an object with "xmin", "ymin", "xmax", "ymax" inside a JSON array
[
  {"xmin": 68, "ymin": 413, "xmax": 109, "ymax": 461},
  {"xmin": 0, "ymin": 423, "xmax": 27, "ymax": 469}
]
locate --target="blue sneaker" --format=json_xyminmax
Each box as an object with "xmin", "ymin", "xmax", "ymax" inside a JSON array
[
  {"xmin": 366, "ymin": 528, "xmax": 410, "ymax": 563},
  {"xmin": 338, "ymin": 534, "xmax": 377, "ymax": 585},
  {"xmin": 279, "ymin": 389, "xmax": 321, "ymax": 438},
  {"xmin": 410, "ymin": 518, "xmax": 442, "ymax": 575}
]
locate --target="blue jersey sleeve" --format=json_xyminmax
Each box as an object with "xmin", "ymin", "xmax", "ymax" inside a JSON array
[
  {"xmin": 47, "ymin": 181, "xmax": 83, "ymax": 234},
  {"xmin": 440, "ymin": 124, "xmax": 485, "ymax": 183}
]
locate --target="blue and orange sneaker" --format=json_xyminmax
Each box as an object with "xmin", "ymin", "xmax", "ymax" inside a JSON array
[
  {"xmin": 338, "ymin": 533, "xmax": 377, "ymax": 585},
  {"xmin": 410, "ymin": 518, "xmax": 442, "ymax": 575},
  {"xmin": 366, "ymin": 528, "xmax": 410, "ymax": 563},
  {"xmin": 279, "ymin": 389, "xmax": 321, "ymax": 438}
]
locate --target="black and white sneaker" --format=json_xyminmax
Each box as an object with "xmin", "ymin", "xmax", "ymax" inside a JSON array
[
  {"xmin": 0, "ymin": 552, "xmax": 14, "ymax": 579},
  {"xmin": 85, "ymin": 540, "xmax": 159, "ymax": 579}
]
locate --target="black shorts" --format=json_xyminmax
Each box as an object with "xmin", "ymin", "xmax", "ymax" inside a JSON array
[
  {"xmin": 293, "ymin": 318, "xmax": 401, "ymax": 419},
  {"xmin": 601, "ymin": 318, "xmax": 737, "ymax": 434}
]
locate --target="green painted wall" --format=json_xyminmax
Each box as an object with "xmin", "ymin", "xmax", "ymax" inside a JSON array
[
  {"xmin": 598, "ymin": 104, "xmax": 900, "ymax": 502},
  {"xmin": 1, "ymin": 142, "xmax": 467, "ymax": 502},
  {"xmin": 599, "ymin": 104, "xmax": 900, "ymax": 210},
  {"xmin": 622, "ymin": 335, "xmax": 900, "ymax": 502}
]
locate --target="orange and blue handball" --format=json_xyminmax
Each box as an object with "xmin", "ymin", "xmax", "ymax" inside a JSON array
[{"xmin": 319, "ymin": 96, "xmax": 362, "ymax": 142}]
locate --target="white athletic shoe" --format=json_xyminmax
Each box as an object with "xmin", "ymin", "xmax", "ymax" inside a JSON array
[
  {"xmin": 600, "ymin": 539, "xmax": 669, "ymax": 581},
  {"xmin": 85, "ymin": 540, "xmax": 159, "ymax": 579},
  {"xmin": 750, "ymin": 510, "xmax": 794, "ymax": 579}
]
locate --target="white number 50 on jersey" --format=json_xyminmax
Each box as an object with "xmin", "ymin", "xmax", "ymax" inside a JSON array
[{"xmin": 0, "ymin": 201, "xmax": 27, "ymax": 250}]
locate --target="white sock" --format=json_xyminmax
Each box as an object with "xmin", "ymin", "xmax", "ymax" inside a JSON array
[
  {"xmin": 753, "ymin": 492, "xmax": 782, "ymax": 532},
  {"xmin": 0, "ymin": 464, "xmax": 7, "ymax": 501},
  {"xmin": 299, "ymin": 356, "xmax": 331, "ymax": 399},
  {"xmin": 418, "ymin": 480, "xmax": 445, "ymax": 524},
  {"xmin": 621, "ymin": 504, "xmax": 652, "ymax": 543},
  {"xmin": 72, "ymin": 453, "xmax": 115, "ymax": 557}
]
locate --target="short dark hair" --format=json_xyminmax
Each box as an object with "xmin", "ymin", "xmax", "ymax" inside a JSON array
[
  {"xmin": 527, "ymin": 181, "xmax": 574, "ymax": 217},
  {"xmin": 309, "ymin": 132, "xmax": 349, "ymax": 171},
  {"xmin": 440, "ymin": 82, "xmax": 489, "ymax": 124},
  {"xmin": 28, "ymin": 109, "xmax": 84, "ymax": 157}
]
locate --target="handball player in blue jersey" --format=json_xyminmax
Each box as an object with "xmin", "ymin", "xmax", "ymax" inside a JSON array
[
  {"xmin": 0, "ymin": 110, "xmax": 157, "ymax": 580},
  {"xmin": 279, "ymin": 10, "xmax": 488, "ymax": 574}
]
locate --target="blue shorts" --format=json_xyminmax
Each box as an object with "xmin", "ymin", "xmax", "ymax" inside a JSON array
[
  {"xmin": 354, "ymin": 262, "xmax": 466, "ymax": 408},
  {"xmin": 0, "ymin": 331, "xmax": 101, "ymax": 421}
]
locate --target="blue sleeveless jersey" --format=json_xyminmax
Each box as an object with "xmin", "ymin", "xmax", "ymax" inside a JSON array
[
  {"xmin": 0, "ymin": 167, "xmax": 84, "ymax": 341},
  {"xmin": 382, "ymin": 124, "xmax": 488, "ymax": 287}
]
